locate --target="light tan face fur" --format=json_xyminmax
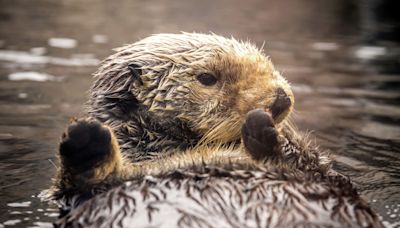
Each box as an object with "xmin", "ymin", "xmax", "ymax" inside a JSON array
[{"xmin": 122, "ymin": 33, "xmax": 294, "ymax": 144}]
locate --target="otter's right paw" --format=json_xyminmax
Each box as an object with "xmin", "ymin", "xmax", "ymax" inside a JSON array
[
  {"xmin": 59, "ymin": 119, "xmax": 115, "ymax": 174},
  {"xmin": 241, "ymin": 109, "xmax": 279, "ymax": 160}
]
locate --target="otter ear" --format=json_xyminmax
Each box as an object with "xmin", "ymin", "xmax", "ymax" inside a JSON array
[{"xmin": 128, "ymin": 64, "xmax": 143, "ymax": 86}]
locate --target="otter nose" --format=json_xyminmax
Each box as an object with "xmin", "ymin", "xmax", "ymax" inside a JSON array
[{"xmin": 270, "ymin": 88, "xmax": 291, "ymax": 120}]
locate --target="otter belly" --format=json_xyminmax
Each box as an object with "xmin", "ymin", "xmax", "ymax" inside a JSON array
[{"xmin": 55, "ymin": 166, "xmax": 382, "ymax": 228}]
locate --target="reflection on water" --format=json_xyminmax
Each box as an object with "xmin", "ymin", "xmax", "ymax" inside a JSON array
[
  {"xmin": 0, "ymin": 0, "xmax": 399, "ymax": 227},
  {"xmin": 8, "ymin": 72, "xmax": 62, "ymax": 82},
  {"xmin": 0, "ymin": 50, "xmax": 99, "ymax": 66}
]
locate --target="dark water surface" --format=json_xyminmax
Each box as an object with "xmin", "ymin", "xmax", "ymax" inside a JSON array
[{"xmin": 0, "ymin": 0, "xmax": 399, "ymax": 227}]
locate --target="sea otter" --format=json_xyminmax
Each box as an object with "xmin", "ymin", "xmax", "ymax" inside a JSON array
[{"xmin": 49, "ymin": 33, "xmax": 383, "ymax": 227}]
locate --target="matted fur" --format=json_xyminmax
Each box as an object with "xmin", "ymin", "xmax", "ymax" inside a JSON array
[
  {"xmin": 49, "ymin": 33, "xmax": 383, "ymax": 228},
  {"xmin": 88, "ymin": 33, "xmax": 293, "ymax": 162}
]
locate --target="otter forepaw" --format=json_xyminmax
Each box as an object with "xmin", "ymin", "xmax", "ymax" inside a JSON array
[
  {"xmin": 241, "ymin": 109, "xmax": 279, "ymax": 160},
  {"xmin": 59, "ymin": 119, "xmax": 117, "ymax": 176}
]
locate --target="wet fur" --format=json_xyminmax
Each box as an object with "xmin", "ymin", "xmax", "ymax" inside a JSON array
[{"xmin": 48, "ymin": 33, "xmax": 383, "ymax": 227}]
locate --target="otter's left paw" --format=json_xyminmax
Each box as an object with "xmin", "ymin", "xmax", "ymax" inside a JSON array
[{"xmin": 241, "ymin": 109, "xmax": 279, "ymax": 160}]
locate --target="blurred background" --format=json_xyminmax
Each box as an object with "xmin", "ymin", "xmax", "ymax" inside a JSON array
[{"xmin": 0, "ymin": 0, "xmax": 399, "ymax": 227}]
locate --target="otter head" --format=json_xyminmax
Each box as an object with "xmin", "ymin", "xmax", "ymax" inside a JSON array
[{"xmin": 91, "ymin": 33, "xmax": 293, "ymax": 147}]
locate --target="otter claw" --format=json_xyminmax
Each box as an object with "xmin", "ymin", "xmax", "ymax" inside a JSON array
[
  {"xmin": 241, "ymin": 109, "xmax": 279, "ymax": 160},
  {"xmin": 59, "ymin": 119, "xmax": 113, "ymax": 173}
]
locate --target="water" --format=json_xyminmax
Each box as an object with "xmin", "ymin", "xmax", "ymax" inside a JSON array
[{"xmin": 0, "ymin": 0, "xmax": 399, "ymax": 227}]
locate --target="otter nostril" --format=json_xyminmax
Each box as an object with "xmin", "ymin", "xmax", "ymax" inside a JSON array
[{"xmin": 270, "ymin": 88, "xmax": 291, "ymax": 121}]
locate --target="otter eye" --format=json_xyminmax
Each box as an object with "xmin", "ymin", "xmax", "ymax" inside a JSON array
[{"xmin": 196, "ymin": 73, "xmax": 217, "ymax": 86}]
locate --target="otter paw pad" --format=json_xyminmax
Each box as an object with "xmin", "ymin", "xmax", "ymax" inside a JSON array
[
  {"xmin": 241, "ymin": 109, "xmax": 279, "ymax": 160},
  {"xmin": 60, "ymin": 119, "xmax": 113, "ymax": 172}
]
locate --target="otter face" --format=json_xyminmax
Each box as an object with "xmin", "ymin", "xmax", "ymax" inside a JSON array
[
  {"xmin": 99, "ymin": 33, "xmax": 293, "ymax": 144},
  {"xmin": 183, "ymin": 50, "xmax": 294, "ymax": 143}
]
